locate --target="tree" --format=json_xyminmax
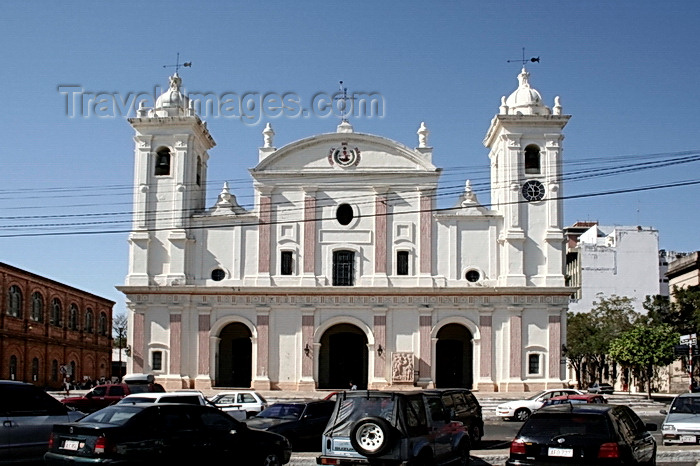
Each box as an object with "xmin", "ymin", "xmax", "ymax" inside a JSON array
[
  {"xmin": 112, "ymin": 313, "xmax": 128, "ymax": 380},
  {"xmin": 609, "ymin": 324, "xmax": 679, "ymax": 399},
  {"xmin": 563, "ymin": 311, "xmax": 597, "ymax": 389},
  {"xmin": 644, "ymin": 288, "xmax": 700, "ymax": 335}
]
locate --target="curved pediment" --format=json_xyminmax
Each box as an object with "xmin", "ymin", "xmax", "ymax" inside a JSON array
[{"xmin": 251, "ymin": 132, "xmax": 437, "ymax": 176}]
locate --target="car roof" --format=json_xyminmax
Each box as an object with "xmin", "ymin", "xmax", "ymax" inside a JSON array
[
  {"xmin": 675, "ymin": 392, "xmax": 700, "ymax": 399},
  {"xmin": 0, "ymin": 380, "xmax": 33, "ymax": 386},
  {"xmin": 122, "ymin": 392, "xmax": 201, "ymax": 399},
  {"xmin": 342, "ymin": 390, "xmax": 425, "ymax": 398},
  {"xmin": 272, "ymin": 399, "xmax": 332, "ymax": 404},
  {"xmin": 535, "ymin": 403, "xmax": 615, "ymax": 415},
  {"xmin": 547, "ymin": 394, "xmax": 603, "ymax": 401}
]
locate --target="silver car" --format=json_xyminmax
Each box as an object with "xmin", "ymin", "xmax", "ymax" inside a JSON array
[
  {"xmin": 661, "ymin": 393, "xmax": 700, "ymax": 445},
  {"xmin": 0, "ymin": 380, "xmax": 85, "ymax": 462}
]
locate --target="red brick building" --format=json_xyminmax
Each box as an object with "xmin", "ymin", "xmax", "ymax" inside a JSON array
[{"xmin": 1, "ymin": 262, "xmax": 114, "ymax": 389}]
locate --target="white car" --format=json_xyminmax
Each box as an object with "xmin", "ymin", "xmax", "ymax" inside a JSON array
[
  {"xmin": 208, "ymin": 390, "xmax": 268, "ymax": 418},
  {"xmin": 117, "ymin": 391, "xmax": 247, "ymax": 420},
  {"xmin": 496, "ymin": 388, "xmax": 583, "ymax": 421}
]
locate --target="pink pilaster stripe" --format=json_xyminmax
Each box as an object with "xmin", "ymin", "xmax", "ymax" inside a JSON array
[
  {"xmin": 479, "ymin": 315, "xmax": 492, "ymax": 378},
  {"xmin": 420, "ymin": 193, "xmax": 432, "ymax": 274},
  {"xmin": 258, "ymin": 195, "xmax": 271, "ymax": 274},
  {"xmin": 304, "ymin": 195, "xmax": 316, "ymax": 274},
  {"xmin": 198, "ymin": 315, "xmax": 210, "ymax": 375},
  {"xmin": 549, "ymin": 315, "xmax": 561, "ymax": 379},
  {"xmin": 419, "ymin": 315, "xmax": 431, "ymax": 378},
  {"xmin": 169, "ymin": 314, "xmax": 181, "ymax": 373},
  {"xmin": 132, "ymin": 313, "xmax": 144, "ymax": 372},
  {"xmin": 302, "ymin": 315, "xmax": 314, "ymax": 377},
  {"xmin": 375, "ymin": 195, "xmax": 387, "ymax": 274},
  {"xmin": 373, "ymin": 315, "xmax": 386, "ymax": 377},
  {"xmin": 257, "ymin": 314, "xmax": 269, "ymax": 377},
  {"xmin": 510, "ymin": 314, "xmax": 522, "ymax": 379}
]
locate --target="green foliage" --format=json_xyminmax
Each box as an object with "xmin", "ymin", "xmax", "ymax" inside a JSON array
[{"xmin": 644, "ymin": 287, "xmax": 700, "ymax": 335}]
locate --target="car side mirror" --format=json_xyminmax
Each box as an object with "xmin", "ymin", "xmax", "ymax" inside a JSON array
[{"xmin": 660, "ymin": 409, "xmax": 667, "ymax": 415}]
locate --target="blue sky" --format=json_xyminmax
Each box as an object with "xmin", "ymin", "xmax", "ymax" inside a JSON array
[{"xmin": 1, "ymin": 1, "xmax": 699, "ymax": 316}]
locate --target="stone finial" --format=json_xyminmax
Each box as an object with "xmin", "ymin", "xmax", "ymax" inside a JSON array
[
  {"xmin": 337, "ymin": 120, "xmax": 354, "ymax": 133},
  {"xmin": 216, "ymin": 182, "xmax": 233, "ymax": 207},
  {"xmin": 553, "ymin": 96, "xmax": 562, "ymax": 115},
  {"xmin": 417, "ymin": 122, "xmax": 429, "ymax": 148},
  {"xmin": 499, "ymin": 96, "xmax": 508, "ymax": 115},
  {"xmin": 262, "ymin": 123, "xmax": 275, "ymax": 148},
  {"xmin": 461, "ymin": 179, "xmax": 478, "ymax": 206}
]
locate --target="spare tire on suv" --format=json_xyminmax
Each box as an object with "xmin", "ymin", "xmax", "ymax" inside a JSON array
[{"xmin": 350, "ymin": 416, "xmax": 396, "ymax": 456}]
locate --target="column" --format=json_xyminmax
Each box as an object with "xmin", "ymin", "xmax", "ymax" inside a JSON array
[
  {"xmin": 374, "ymin": 190, "xmax": 388, "ymax": 282},
  {"xmin": 418, "ymin": 188, "xmax": 434, "ymax": 285},
  {"xmin": 302, "ymin": 188, "xmax": 317, "ymax": 285},
  {"xmin": 131, "ymin": 311, "xmax": 144, "ymax": 373},
  {"xmin": 168, "ymin": 313, "xmax": 181, "ymax": 374},
  {"xmin": 548, "ymin": 313, "xmax": 563, "ymax": 387},
  {"xmin": 477, "ymin": 314, "xmax": 495, "ymax": 391},
  {"xmin": 257, "ymin": 188, "xmax": 272, "ymax": 284},
  {"xmin": 373, "ymin": 311, "xmax": 387, "ymax": 387},
  {"xmin": 194, "ymin": 313, "xmax": 212, "ymax": 390},
  {"xmin": 506, "ymin": 308, "xmax": 525, "ymax": 391},
  {"xmin": 299, "ymin": 311, "xmax": 315, "ymax": 390},
  {"xmin": 418, "ymin": 311, "xmax": 433, "ymax": 388},
  {"xmin": 253, "ymin": 311, "xmax": 271, "ymax": 390}
]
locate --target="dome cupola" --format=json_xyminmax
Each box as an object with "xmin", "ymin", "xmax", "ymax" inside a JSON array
[
  {"xmin": 503, "ymin": 68, "xmax": 550, "ymax": 116},
  {"xmin": 154, "ymin": 73, "xmax": 190, "ymax": 116}
]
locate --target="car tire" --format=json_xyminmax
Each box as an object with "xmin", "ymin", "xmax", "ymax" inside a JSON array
[
  {"xmin": 260, "ymin": 451, "xmax": 282, "ymax": 466},
  {"xmin": 514, "ymin": 408, "xmax": 530, "ymax": 422},
  {"xmin": 350, "ymin": 416, "xmax": 395, "ymax": 457},
  {"xmin": 469, "ymin": 425, "xmax": 481, "ymax": 448},
  {"xmin": 456, "ymin": 442, "xmax": 470, "ymax": 466}
]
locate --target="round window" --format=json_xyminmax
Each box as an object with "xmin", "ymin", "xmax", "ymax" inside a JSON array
[
  {"xmin": 465, "ymin": 270, "xmax": 480, "ymax": 283},
  {"xmin": 336, "ymin": 204, "xmax": 354, "ymax": 226},
  {"xmin": 211, "ymin": 269, "xmax": 226, "ymax": 281}
]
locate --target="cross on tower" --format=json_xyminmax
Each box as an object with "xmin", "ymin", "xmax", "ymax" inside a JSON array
[
  {"xmin": 507, "ymin": 47, "xmax": 540, "ymax": 67},
  {"xmin": 334, "ymin": 81, "xmax": 354, "ymax": 122},
  {"xmin": 162, "ymin": 53, "xmax": 192, "ymax": 73}
]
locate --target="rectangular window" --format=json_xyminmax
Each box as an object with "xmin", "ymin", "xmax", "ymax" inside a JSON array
[
  {"xmin": 333, "ymin": 250, "xmax": 354, "ymax": 286},
  {"xmin": 528, "ymin": 354, "xmax": 541, "ymax": 375},
  {"xmin": 281, "ymin": 251, "xmax": 293, "ymax": 275},
  {"xmin": 152, "ymin": 351, "xmax": 163, "ymax": 371},
  {"xmin": 397, "ymin": 251, "xmax": 409, "ymax": 275}
]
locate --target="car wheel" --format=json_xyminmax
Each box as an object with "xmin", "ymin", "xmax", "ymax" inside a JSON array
[
  {"xmin": 514, "ymin": 408, "xmax": 530, "ymax": 422},
  {"xmin": 350, "ymin": 416, "xmax": 395, "ymax": 457},
  {"xmin": 260, "ymin": 451, "xmax": 282, "ymax": 466},
  {"xmin": 469, "ymin": 425, "xmax": 482, "ymax": 448},
  {"xmin": 456, "ymin": 442, "xmax": 470, "ymax": 466}
]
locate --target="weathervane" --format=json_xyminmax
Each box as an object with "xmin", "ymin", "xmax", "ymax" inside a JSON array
[
  {"xmin": 162, "ymin": 53, "xmax": 192, "ymax": 73},
  {"xmin": 507, "ymin": 47, "xmax": 540, "ymax": 67},
  {"xmin": 334, "ymin": 81, "xmax": 353, "ymax": 122}
]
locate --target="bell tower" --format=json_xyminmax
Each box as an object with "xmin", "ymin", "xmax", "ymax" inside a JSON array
[
  {"xmin": 483, "ymin": 68, "xmax": 570, "ymax": 287},
  {"xmin": 126, "ymin": 73, "xmax": 216, "ymax": 286}
]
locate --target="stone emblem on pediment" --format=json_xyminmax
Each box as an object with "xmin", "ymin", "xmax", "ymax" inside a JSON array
[{"xmin": 328, "ymin": 142, "xmax": 361, "ymax": 167}]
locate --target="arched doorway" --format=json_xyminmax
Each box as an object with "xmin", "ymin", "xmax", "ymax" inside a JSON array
[
  {"xmin": 217, "ymin": 323, "xmax": 252, "ymax": 388},
  {"xmin": 435, "ymin": 323, "xmax": 473, "ymax": 388},
  {"xmin": 318, "ymin": 324, "xmax": 368, "ymax": 389}
]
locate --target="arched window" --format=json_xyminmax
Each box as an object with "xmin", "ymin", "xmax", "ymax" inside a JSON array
[
  {"xmin": 31, "ymin": 292, "xmax": 44, "ymax": 322},
  {"xmin": 332, "ymin": 250, "xmax": 355, "ymax": 286},
  {"xmin": 32, "ymin": 357, "xmax": 39, "ymax": 382},
  {"xmin": 69, "ymin": 304, "xmax": 79, "ymax": 330},
  {"xmin": 7, "ymin": 285, "xmax": 22, "ymax": 318},
  {"xmin": 85, "ymin": 308, "xmax": 94, "ymax": 333},
  {"xmin": 155, "ymin": 148, "xmax": 171, "ymax": 176},
  {"xmin": 99, "ymin": 312, "xmax": 108, "ymax": 336},
  {"xmin": 9, "ymin": 355, "xmax": 17, "ymax": 380},
  {"xmin": 51, "ymin": 360, "xmax": 59, "ymax": 382},
  {"xmin": 196, "ymin": 156, "xmax": 202, "ymax": 186},
  {"xmin": 524, "ymin": 144, "xmax": 541, "ymax": 174},
  {"xmin": 51, "ymin": 298, "xmax": 62, "ymax": 326},
  {"xmin": 70, "ymin": 361, "xmax": 76, "ymax": 381}
]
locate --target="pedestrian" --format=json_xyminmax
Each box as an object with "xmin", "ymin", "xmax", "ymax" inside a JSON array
[{"xmin": 349, "ymin": 380, "xmax": 357, "ymax": 390}]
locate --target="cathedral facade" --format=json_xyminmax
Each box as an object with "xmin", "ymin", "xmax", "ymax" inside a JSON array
[{"xmin": 118, "ymin": 69, "xmax": 572, "ymax": 392}]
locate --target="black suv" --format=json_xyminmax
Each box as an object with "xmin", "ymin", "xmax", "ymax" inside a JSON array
[
  {"xmin": 317, "ymin": 390, "xmax": 471, "ymax": 465},
  {"xmin": 507, "ymin": 403, "xmax": 656, "ymax": 465}
]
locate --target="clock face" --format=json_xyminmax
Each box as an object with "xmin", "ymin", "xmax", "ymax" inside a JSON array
[{"xmin": 522, "ymin": 180, "xmax": 546, "ymax": 202}]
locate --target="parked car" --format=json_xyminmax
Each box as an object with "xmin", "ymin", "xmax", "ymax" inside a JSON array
[
  {"xmin": 541, "ymin": 393, "xmax": 608, "ymax": 408},
  {"xmin": 318, "ymin": 390, "xmax": 471, "ymax": 465},
  {"xmin": 208, "ymin": 390, "xmax": 268, "ymax": 417},
  {"xmin": 660, "ymin": 392, "xmax": 700, "ymax": 445},
  {"xmin": 244, "ymin": 399, "xmax": 335, "ymax": 450},
  {"xmin": 587, "ymin": 382, "xmax": 615, "ymax": 394},
  {"xmin": 61, "ymin": 381, "xmax": 165, "ymax": 413},
  {"xmin": 506, "ymin": 403, "xmax": 656, "ymax": 465},
  {"xmin": 424, "ymin": 388, "xmax": 484, "ymax": 447},
  {"xmin": 0, "ymin": 380, "xmax": 85, "ymax": 463},
  {"xmin": 496, "ymin": 388, "xmax": 584, "ymax": 421},
  {"xmin": 44, "ymin": 403, "xmax": 292, "ymax": 465},
  {"xmin": 117, "ymin": 391, "xmax": 246, "ymax": 420}
]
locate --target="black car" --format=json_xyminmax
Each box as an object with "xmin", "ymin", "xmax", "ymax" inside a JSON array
[
  {"xmin": 424, "ymin": 388, "xmax": 484, "ymax": 447},
  {"xmin": 506, "ymin": 404, "xmax": 656, "ymax": 465},
  {"xmin": 244, "ymin": 399, "xmax": 335, "ymax": 450},
  {"xmin": 44, "ymin": 403, "xmax": 292, "ymax": 465}
]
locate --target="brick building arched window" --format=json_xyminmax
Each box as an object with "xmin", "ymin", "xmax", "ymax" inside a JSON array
[
  {"xmin": 51, "ymin": 298, "xmax": 62, "ymax": 327},
  {"xmin": 9, "ymin": 355, "xmax": 17, "ymax": 380},
  {"xmin": 32, "ymin": 357, "xmax": 39, "ymax": 382},
  {"xmin": 7, "ymin": 285, "xmax": 22, "ymax": 318},
  {"xmin": 69, "ymin": 304, "xmax": 78, "ymax": 330},
  {"xmin": 85, "ymin": 308, "xmax": 94, "ymax": 333},
  {"xmin": 99, "ymin": 312, "xmax": 107, "ymax": 336},
  {"xmin": 31, "ymin": 292, "xmax": 44, "ymax": 322},
  {"xmin": 51, "ymin": 360, "xmax": 59, "ymax": 382}
]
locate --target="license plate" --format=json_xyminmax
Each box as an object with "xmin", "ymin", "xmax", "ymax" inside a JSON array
[
  {"xmin": 681, "ymin": 435, "xmax": 696, "ymax": 443},
  {"xmin": 548, "ymin": 447, "xmax": 573, "ymax": 457},
  {"xmin": 62, "ymin": 440, "xmax": 80, "ymax": 451}
]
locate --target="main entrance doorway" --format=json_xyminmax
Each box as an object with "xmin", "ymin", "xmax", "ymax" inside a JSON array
[
  {"xmin": 318, "ymin": 324, "xmax": 368, "ymax": 389},
  {"xmin": 435, "ymin": 323, "xmax": 473, "ymax": 388},
  {"xmin": 217, "ymin": 323, "xmax": 252, "ymax": 388}
]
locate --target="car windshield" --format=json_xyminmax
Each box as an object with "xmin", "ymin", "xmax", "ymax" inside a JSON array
[
  {"xmin": 119, "ymin": 397, "xmax": 156, "ymax": 404},
  {"xmin": 520, "ymin": 414, "xmax": 611, "ymax": 439},
  {"xmin": 527, "ymin": 391, "xmax": 548, "ymax": 401},
  {"xmin": 80, "ymin": 406, "xmax": 142, "ymax": 426},
  {"xmin": 670, "ymin": 397, "xmax": 700, "ymax": 414},
  {"xmin": 258, "ymin": 403, "xmax": 304, "ymax": 420}
]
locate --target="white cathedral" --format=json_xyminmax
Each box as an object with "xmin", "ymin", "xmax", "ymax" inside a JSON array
[{"xmin": 118, "ymin": 68, "xmax": 572, "ymax": 392}]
